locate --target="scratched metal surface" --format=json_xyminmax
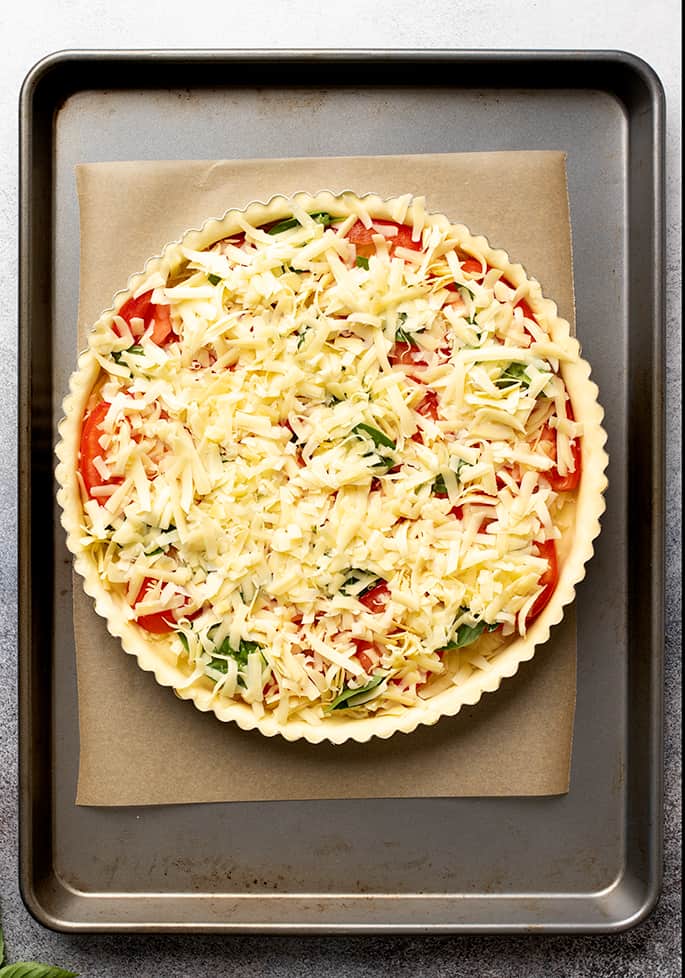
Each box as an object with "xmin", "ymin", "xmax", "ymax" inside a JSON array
[{"xmin": 19, "ymin": 51, "xmax": 663, "ymax": 932}]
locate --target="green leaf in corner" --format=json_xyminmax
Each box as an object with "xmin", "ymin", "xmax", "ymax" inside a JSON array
[
  {"xmin": 0, "ymin": 964, "xmax": 79, "ymax": 977},
  {"xmin": 355, "ymin": 256, "xmax": 370, "ymax": 270},
  {"xmin": 207, "ymin": 273, "xmax": 222, "ymax": 286}
]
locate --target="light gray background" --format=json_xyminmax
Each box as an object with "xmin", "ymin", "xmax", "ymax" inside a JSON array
[{"xmin": 1, "ymin": 2, "xmax": 681, "ymax": 976}]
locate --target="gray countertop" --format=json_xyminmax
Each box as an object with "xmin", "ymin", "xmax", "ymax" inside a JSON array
[{"xmin": 1, "ymin": 2, "xmax": 681, "ymax": 975}]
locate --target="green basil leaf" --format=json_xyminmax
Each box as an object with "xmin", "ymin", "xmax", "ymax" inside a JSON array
[
  {"xmin": 267, "ymin": 212, "xmax": 338, "ymax": 235},
  {"xmin": 432, "ymin": 473, "xmax": 448, "ymax": 497},
  {"xmin": 112, "ymin": 344, "xmax": 144, "ymax": 364},
  {"xmin": 432, "ymin": 459, "xmax": 467, "ymax": 496},
  {"xmin": 207, "ymin": 273, "xmax": 222, "ymax": 286},
  {"xmin": 266, "ymin": 216, "xmax": 299, "ymax": 235},
  {"xmin": 439, "ymin": 618, "xmax": 498, "ymax": 652},
  {"xmin": 177, "ymin": 632, "xmax": 190, "ymax": 653},
  {"xmin": 207, "ymin": 630, "xmax": 263, "ymax": 671},
  {"xmin": 355, "ymin": 256, "xmax": 370, "ymax": 269},
  {"xmin": 495, "ymin": 362, "xmax": 531, "ymax": 388},
  {"xmin": 340, "ymin": 570, "xmax": 381, "ymax": 597},
  {"xmin": 352, "ymin": 423, "xmax": 396, "ymax": 451},
  {"xmin": 395, "ymin": 325, "xmax": 418, "ymax": 346},
  {"xmin": 325, "ymin": 674, "xmax": 386, "ymax": 712},
  {"xmin": 0, "ymin": 965, "xmax": 79, "ymax": 978}
]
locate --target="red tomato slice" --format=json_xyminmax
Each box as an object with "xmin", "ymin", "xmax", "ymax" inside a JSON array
[
  {"xmin": 539, "ymin": 404, "xmax": 581, "ymax": 492},
  {"xmin": 416, "ymin": 389, "xmax": 440, "ymax": 420},
  {"xmin": 149, "ymin": 303, "xmax": 174, "ymax": 345},
  {"xmin": 133, "ymin": 577, "xmax": 200, "ymax": 634},
  {"xmin": 460, "ymin": 257, "xmax": 487, "ymax": 276},
  {"xmin": 78, "ymin": 400, "xmax": 123, "ymax": 500},
  {"xmin": 116, "ymin": 291, "xmax": 154, "ymax": 335},
  {"xmin": 498, "ymin": 275, "xmax": 539, "ymax": 337},
  {"xmin": 347, "ymin": 220, "xmax": 422, "ymax": 259},
  {"xmin": 114, "ymin": 289, "xmax": 175, "ymax": 345},
  {"xmin": 351, "ymin": 638, "xmax": 378, "ymax": 672},
  {"xmin": 388, "ymin": 341, "xmax": 431, "ymax": 368},
  {"xmin": 359, "ymin": 581, "xmax": 391, "ymax": 614},
  {"xmin": 526, "ymin": 540, "xmax": 559, "ymax": 624}
]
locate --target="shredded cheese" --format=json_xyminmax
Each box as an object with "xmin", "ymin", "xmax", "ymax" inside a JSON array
[{"xmin": 77, "ymin": 199, "xmax": 580, "ymax": 723}]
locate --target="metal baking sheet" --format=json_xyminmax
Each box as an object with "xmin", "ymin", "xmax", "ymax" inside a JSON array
[{"xmin": 18, "ymin": 49, "xmax": 664, "ymax": 933}]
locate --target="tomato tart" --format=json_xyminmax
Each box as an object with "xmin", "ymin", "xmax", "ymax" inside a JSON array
[{"xmin": 56, "ymin": 192, "xmax": 607, "ymax": 743}]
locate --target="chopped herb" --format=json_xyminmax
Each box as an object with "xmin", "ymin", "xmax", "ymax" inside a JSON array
[
  {"xmin": 352, "ymin": 423, "xmax": 396, "ymax": 451},
  {"xmin": 456, "ymin": 283, "xmax": 475, "ymax": 299},
  {"xmin": 340, "ymin": 570, "xmax": 382, "ymax": 597},
  {"xmin": 432, "ymin": 473, "xmax": 449, "ymax": 497},
  {"xmin": 495, "ymin": 362, "xmax": 531, "ymax": 388},
  {"xmin": 355, "ymin": 256, "xmax": 370, "ymax": 270},
  {"xmin": 397, "ymin": 312, "xmax": 408, "ymax": 325},
  {"xmin": 296, "ymin": 326, "xmax": 310, "ymax": 349},
  {"xmin": 112, "ymin": 344, "xmax": 144, "ymax": 364},
  {"xmin": 395, "ymin": 325, "xmax": 418, "ymax": 346},
  {"xmin": 266, "ymin": 211, "xmax": 338, "ymax": 235},
  {"xmin": 177, "ymin": 632, "xmax": 190, "ymax": 653},
  {"xmin": 207, "ymin": 273, "xmax": 222, "ymax": 286},
  {"xmin": 325, "ymin": 674, "xmax": 386, "ymax": 712},
  {"xmin": 208, "ymin": 656, "xmax": 230, "ymax": 674},
  {"xmin": 431, "ymin": 461, "xmax": 466, "ymax": 497},
  {"xmin": 207, "ymin": 630, "xmax": 263, "ymax": 670},
  {"xmin": 438, "ymin": 616, "xmax": 499, "ymax": 652},
  {"xmin": 145, "ymin": 547, "xmax": 165, "ymax": 556}
]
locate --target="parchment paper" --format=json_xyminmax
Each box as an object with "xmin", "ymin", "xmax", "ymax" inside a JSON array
[{"xmin": 73, "ymin": 152, "xmax": 576, "ymax": 805}]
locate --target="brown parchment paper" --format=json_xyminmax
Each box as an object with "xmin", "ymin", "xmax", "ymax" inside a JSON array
[{"xmin": 73, "ymin": 152, "xmax": 576, "ymax": 806}]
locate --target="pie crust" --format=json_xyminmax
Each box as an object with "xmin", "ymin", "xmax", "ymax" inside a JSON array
[{"xmin": 56, "ymin": 192, "xmax": 608, "ymax": 743}]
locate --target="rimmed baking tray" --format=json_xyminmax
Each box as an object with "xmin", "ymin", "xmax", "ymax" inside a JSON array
[{"xmin": 18, "ymin": 49, "xmax": 664, "ymax": 933}]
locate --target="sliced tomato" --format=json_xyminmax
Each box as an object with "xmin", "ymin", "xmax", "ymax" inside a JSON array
[
  {"xmin": 116, "ymin": 290, "xmax": 154, "ymax": 331},
  {"xmin": 460, "ymin": 257, "xmax": 488, "ymax": 277},
  {"xmin": 133, "ymin": 577, "xmax": 200, "ymax": 634},
  {"xmin": 359, "ymin": 581, "xmax": 391, "ymax": 614},
  {"xmin": 411, "ymin": 389, "xmax": 440, "ymax": 443},
  {"xmin": 526, "ymin": 540, "xmax": 559, "ymax": 624},
  {"xmin": 346, "ymin": 220, "xmax": 422, "ymax": 259},
  {"xmin": 388, "ymin": 341, "xmax": 430, "ymax": 368},
  {"xmin": 539, "ymin": 404, "xmax": 581, "ymax": 492},
  {"xmin": 149, "ymin": 303, "xmax": 174, "ymax": 345},
  {"xmin": 351, "ymin": 638, "xmax": 378, "ymax": 672},
  {"xmin": 78, "ymin": 400, "xmax": 123, "ymax": 500},
  {"xmin": 416, "ymin": 389, "xmax": 440, "ymax": 420},
  {"xmin": 114, "ymin": 289, "xmax": 175, "ymax": 345}
]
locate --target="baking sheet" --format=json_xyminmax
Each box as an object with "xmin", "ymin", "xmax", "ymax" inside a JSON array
[{"xmin": 19, "ymin": 50, "xmax": 664, "ymax": 932}]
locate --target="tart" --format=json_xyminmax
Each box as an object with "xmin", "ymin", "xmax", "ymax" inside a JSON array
[{"xmin": 56, "ymin": 192, "xmax": 608, "ymax": 743}]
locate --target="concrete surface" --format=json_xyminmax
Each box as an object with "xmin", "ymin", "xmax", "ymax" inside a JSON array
[{"xmin": 0, "ymin": 1, "xmax": 680, "ymax": 975}]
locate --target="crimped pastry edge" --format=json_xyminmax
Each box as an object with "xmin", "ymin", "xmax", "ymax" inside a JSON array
[{"xmin": 55, "ymin": 191, "xmax": 608, "ymax": 744}]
